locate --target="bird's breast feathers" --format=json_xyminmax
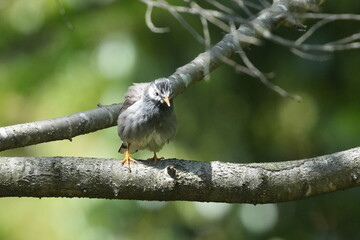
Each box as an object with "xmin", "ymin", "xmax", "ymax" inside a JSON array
[{"xmin": 141, "ymin": 129, "xmax": 168, "ymax": 150}]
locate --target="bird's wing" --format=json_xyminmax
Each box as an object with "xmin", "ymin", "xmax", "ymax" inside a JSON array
[{"xmin": 120, "ymin": 82, "xmax": 150, "ymax": 111}]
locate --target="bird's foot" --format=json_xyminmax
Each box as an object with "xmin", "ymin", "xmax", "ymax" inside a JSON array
[
  {"xmin": 121, "ymin": 151, "xmax": 137, "ymax": 169},
  {"xmin": 147, "ymin": 153, "xmax": 164, "ymax": 164}
]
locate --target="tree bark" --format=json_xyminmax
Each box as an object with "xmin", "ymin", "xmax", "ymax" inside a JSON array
[
  {"xmin": 1, "ymin": 147, "xmax": 359, "ymax": 203},
  {"xmin": 0, "ymin": 104, "xmax": 121, "ymax": 151}
]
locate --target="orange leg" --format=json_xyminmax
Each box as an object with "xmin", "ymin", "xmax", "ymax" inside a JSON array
[
  {"xmin": 121, "ymin": 143, "xmax": 137, "ymax": 169},
  {"xmin": 147, "ymin": 152, "xmax": 164, "ymax": 164}
]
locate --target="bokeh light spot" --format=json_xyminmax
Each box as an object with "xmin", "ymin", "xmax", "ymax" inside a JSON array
[
  {"xmin": 96, "ymin": 33, "xmax": 136, "ymax": 80},
  {"xmin": 239, "ymin": 204, "xmax": 278, "ymax": 234},
  {"xmin": 194, "ymin": 202, "xmax": 231, "ymax": 220},
  {"xmin": 278, "ymin": 94, "xmax": 318, "ymax": 136},
  {"xmin": 7, "ymin": 0, "xmax": 45, "ymax": 34}
]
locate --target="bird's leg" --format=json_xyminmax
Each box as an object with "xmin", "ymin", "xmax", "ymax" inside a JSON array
[
  {"xmin": 147, "ymin": 152, "xmax": 164, "ymax": 163},
  {"xmin": 121, "ymin": 143, "xmax": 137, "ymax": 169}
]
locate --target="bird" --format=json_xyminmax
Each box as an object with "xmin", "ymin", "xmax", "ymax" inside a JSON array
[{"xmin": 117, "ymin": 78, "xmax": 177, "ymax": 169}]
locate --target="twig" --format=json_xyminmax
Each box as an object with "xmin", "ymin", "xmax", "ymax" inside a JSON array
[
  {"xmin": 139, "ymin": 0, "xmax": 246, "ymax": 24},
  {"xmin": 291, "ymin": 48, "xmax": 332, "ymax": 61},
  {"xmin": 294, "ymin": 13, "xmax": 360, "ymax": 21},
  {"xmin": 145, "ymin": 4, "xmax": 170, "ymax": 33},
  {"xmin": 256, "ymin": 25, "xmax": 360, "ymax": 52},
  {"xmin": 200, "ymin": 13, "xmax": 211, "ymax": 81},
  {"xmin": 237, "ymin": 46, "xmax": 301, "ymax": 101},
  {"xmin": 159, "ymin": 0, "xmax": 205, "ymax": 44},
  {"xmin": 168, "ymin": 0, "xmax": 311, "ymax": 97}
]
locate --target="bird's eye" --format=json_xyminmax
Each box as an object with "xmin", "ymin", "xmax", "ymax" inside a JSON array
[{"xmin": 155, "ymin": 91, "xmax": 159, "ymax": 96}]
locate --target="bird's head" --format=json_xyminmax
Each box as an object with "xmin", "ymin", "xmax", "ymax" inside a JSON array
[{"xmin": 147, "ymin": 78, "xmax": 173, "ymax": 107}]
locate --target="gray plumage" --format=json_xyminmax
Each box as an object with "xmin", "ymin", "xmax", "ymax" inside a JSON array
[{"xmin": 117, "ymin": 78, "xmax": 177, "ymax": 156}]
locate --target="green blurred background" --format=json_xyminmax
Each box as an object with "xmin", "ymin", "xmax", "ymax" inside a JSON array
[{"xmin": 0, "ymin": 0, "xmax": 360, "ymax": 239}]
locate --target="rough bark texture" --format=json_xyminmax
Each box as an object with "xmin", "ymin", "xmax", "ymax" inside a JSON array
[
  {"xmin": 1, "ymin": 147, "xmax": 359, "ymax": 203},
  {"xmin": 0, "ymin": 104, "xmax": 121, "ymax": 151}
]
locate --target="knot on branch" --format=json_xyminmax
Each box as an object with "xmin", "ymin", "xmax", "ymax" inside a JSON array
[{"xmin": 166, "ymin": 165, "xmax": 177, "ymax": 179}]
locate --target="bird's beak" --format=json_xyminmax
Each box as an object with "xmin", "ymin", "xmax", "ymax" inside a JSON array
[{"xmin": 164, "ymin": 96, "xmax": 171, "ymax": 107}]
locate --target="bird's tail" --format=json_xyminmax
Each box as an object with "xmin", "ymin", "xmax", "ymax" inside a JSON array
[
  {"xmin": 118, "ymin": 143, "xmax": 138, "ymax": 154},
  {"xmin": 118, "ymin": 143, "xmax": 127, "ymax": 154}
]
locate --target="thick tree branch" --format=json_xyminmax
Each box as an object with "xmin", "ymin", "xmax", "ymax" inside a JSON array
[{"xmin": 0, "ymin": 147, "xmax": 359, "ymax": 203}]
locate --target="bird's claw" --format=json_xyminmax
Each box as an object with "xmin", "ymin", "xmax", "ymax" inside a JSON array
[
  {"xmin": 147, "ymin": 153, "xmax": 164, "ymax": 164},
  {"xmin": 121, "ymin": 151, "xmax": 137, "ymax": 169}
]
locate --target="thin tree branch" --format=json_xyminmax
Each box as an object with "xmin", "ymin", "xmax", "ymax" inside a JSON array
[
  {"xmin": 145, "ymin": 4, "xmax": 170, "ymax": 33},
  {"xmin": 236, "ymin": 44, "xmax": 301, "ymax": 101},
  {"xmin": 294, "ymin": 17, "xmax": 334, "ymax": 45},
  {"xmin": 294, "ymin": 13, "xmax": 360, "ymax": 21},
  {"xmin": 257, "ymin": 26, "xmax": 360, "ymax": 52},
  {"xmin": 290, "ymin": 48, "xmax": 332, "ymax": 61},
  {"xmin": 161, "ymin": 0, "xmax": 205, "ymax": 44},
  {"xmin": 191, "ymin": 2, "xmax": 231, "ymax": 33},
  {"xmin": 0, "ymin": 104, "xmax": 122, "ymax": 151},
  {"xmin": 1, "ymin": 147, "xmax": 359, "ymax": 203},
  {"xmin": 168, "ymin": 0, "xmax": 305, "ymax": 97},
  {"xmin": 139, "ymin": 0, "xmax": 246, "ymax": 24}
]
